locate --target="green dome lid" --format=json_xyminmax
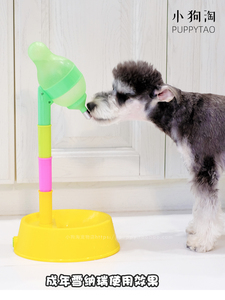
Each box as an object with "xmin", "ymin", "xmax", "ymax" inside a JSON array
[{"xmin": 28, "ymin": 42, "xmax": 87, "ymax": 105}]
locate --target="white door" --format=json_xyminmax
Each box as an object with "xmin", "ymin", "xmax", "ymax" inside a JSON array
[
  {"xmin": 0, "ymin": 0, "xmax": 14, "ymax": 184},
  {"xmin": 16, "ymin": 0, "xmax": 167, "ymax": 183}
]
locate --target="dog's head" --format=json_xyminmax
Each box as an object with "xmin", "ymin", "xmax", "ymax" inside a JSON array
[{"xmin": 87, "ymin": 61, "xmax": 176, "ymax": 124}]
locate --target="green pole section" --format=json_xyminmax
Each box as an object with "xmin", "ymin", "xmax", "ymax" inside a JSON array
[{"xmin": 38, "ymin": 86, "xmax": 52, "ymax": 126}]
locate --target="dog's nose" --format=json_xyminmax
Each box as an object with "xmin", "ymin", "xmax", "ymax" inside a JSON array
[{"xmin": 87, "ymin": 102, "xmax": 97, "ymax": 112}]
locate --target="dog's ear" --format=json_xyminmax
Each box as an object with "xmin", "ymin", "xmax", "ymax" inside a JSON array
[{"xmin": 154, "ymin": 85, "xmax": 175, "ymax": 102}]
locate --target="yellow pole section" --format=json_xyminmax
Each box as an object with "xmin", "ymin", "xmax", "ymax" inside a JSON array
[
  {"xmin": 39, "ymin": 191, "xmax": 52, "ymax": 225},
  {"xmin": 38, "ymin": 125, "xmax": 51, "ymax": 158}
]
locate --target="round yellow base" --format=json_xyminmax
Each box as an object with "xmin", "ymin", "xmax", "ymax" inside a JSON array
[{"xmin": 13, "ymin": 209, "xmax": 120, "ymax": 262}]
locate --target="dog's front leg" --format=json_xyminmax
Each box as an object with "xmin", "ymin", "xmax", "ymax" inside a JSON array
[{"xmin": 186, "ymin": 165, "xmax": 224, "ymax": 252}]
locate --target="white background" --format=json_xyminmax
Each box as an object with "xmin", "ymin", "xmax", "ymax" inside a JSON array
[{"xmin": 1, "ymin": 0, "xmax": 225, "ymax": 215}]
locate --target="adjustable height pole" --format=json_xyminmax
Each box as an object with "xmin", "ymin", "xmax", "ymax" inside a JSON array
[{"xmin": 38, "ymin": 86, "xmax": 53, "ymax": 225}]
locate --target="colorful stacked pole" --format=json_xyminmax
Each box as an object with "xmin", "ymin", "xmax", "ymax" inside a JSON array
[
  {"xmin": 13, "ymin": 42, "xmax": 120, "ymax": 262},
  {"xmin": 28, "ymin": 41, "xmax": 90, "ymax": 226},
  {"xmin": 38, "ymin": 86, "xmax": 53, "ymax": 225}
]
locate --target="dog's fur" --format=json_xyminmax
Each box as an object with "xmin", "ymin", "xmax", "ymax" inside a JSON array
[{"xmin": 87, "ymin": 61, "xmax": 224, "ymax": 252}]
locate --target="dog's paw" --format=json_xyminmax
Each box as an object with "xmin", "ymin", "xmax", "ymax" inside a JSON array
[{"xmin": 186, "ymin": 234, "xmax": 214, "ymax": 253}]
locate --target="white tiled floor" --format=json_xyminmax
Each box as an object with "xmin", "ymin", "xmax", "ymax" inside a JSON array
[{"xmin": 0, "ymin": 212, "xmax": 225, "ymax": 290}]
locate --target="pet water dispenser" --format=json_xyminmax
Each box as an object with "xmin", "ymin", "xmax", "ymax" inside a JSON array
[{"xmin": 13, "ymin": 42, "xmax": 120, "ymax": 262}]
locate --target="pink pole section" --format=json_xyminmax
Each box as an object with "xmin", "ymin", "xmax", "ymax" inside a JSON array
[{"xmin": 38, "ymin": 157, "xmax": 52, "ymax": 192}]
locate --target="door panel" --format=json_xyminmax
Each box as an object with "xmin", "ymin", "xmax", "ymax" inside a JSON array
[
  {"xmin": 0, "ymin": 0, "xmax": 14, "ymax": 183},
  {"xmin": 16, "ymin": 0, "xmax": 167, "ymax": 182}
]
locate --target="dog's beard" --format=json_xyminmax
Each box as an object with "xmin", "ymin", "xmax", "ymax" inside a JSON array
[
  {"xmin": 91, "ymin": 115, "xmax": 118, "ymax": 125},
  {"xmin": 90, "ymin": 94, "xmax": 119, "ymax": 124},
  {"xmin": 90, "ymin": 96, "xmax": 148, "ymax": 124}
]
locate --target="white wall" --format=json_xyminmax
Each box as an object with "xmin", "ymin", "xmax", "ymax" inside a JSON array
[{"xmin": 0, "ymin": 0, "xmax": 225, "ymax": 216}]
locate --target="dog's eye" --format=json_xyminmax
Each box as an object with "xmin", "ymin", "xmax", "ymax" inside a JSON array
[{"xmin": 116, "ymin": 92, "xmax": 130, "ymax": 105}]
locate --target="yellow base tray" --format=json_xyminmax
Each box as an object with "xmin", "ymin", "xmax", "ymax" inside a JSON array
[{"xmin": 13, "ymin": 209, "xmax": 120, "ymax": 262}]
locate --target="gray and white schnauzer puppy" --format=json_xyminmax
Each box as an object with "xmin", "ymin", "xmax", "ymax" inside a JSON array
[{"xmin": 87, "ymin": 61, "xmax": 225, "ymax": 252}]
